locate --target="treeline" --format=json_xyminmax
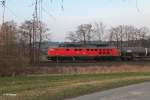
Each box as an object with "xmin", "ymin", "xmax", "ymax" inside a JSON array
[
  {"xmin": 0, "ymin": 20, "xmax": 50, "ymax": 67},
  {"xmin": 66, "ymin": 22, "xmax": 150, "ymax": 48}
]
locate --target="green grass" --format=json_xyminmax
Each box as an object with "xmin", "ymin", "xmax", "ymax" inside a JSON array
[{"xmin": 1, "ymin": 72, "xmax": 150, "ymax": 100}]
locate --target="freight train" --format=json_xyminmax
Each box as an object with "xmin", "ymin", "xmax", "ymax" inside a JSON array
[{"xmin": 47, "ymin": 43, "xmax": 150, "ymax": 61}]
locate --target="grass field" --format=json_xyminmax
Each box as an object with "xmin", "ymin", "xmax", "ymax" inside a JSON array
[{"xmin": 0, "ymin": 72, "xmax": 150, "ymax": 100}]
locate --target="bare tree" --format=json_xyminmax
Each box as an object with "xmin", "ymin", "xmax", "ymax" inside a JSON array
[
  {"xmin": 19, "ymin": 20, "xmax": 33, "ymax": 63},
  {"xmin": 109, "ymin": 25, "xmax": 124, "ymax": 48},
  {"xmin": 109, "ymin": 25, "xmax": 149, "ymax": 48},
  {"xmin": 66, "ymin": 24, "xmax": 93, "ymax": 44},
  {"xmin": 93, "ymin": 22, "xmax": 106, "ymax": 41},
  {"xmin": 138, "ymin": 27, "xmax": 149, "ymax": 47},
  {"xmin": 66, "ymin": 31, "xmax": 78, "ymax": 42},
  {"xmin": 19, "ymin": 20, "xmax": 50, "ymax": 64},
  {"xmin": 0, "ymin": 21, "xmax": 18, "ymax": 56}
]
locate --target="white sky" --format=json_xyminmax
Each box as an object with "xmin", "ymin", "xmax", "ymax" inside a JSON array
[{"xmin": 0, "ymin": 0, "xmax": 150, "ymax": 42}]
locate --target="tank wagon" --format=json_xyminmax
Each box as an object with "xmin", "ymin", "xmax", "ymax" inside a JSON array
[{"xmin": 121, "ymin": 47, "xmax": 150, "ymax": 60}]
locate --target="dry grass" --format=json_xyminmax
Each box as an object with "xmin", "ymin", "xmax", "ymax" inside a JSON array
[
  {"xmin": 37, "ymin": 61, "xmax": 150, "ymax": 74},
  {"xmin": 0, "ymin": 66, "xmax": 138, "ymax": 76},
  {"xmin": 1, "ymin": 61, "xmax": 150, "ymax": 76},
  {"xmin": 59, "ymin": 66, "xmax": 150, "ymax": 74},
  {"xmin": 38, "ymin": 65, "xmax": 150, "ymax": 74}
]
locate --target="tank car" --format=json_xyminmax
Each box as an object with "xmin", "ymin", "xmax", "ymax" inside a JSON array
[{"xmin": 121, "ymin": 47, "xmax": 150, "ymax": 60}]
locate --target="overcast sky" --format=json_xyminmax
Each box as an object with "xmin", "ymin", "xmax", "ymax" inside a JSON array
[{"xmin": 0, "ymin": 0, "xmax": 150, "ymax": 42}]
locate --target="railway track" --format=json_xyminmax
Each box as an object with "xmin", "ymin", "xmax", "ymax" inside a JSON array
[{"xmin": 37, "ymin": 60, "xmax": 150, "ymax": 67}]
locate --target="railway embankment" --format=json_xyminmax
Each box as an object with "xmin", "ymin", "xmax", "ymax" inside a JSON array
[
  {"xmin": 1, "ymin": 61, "xmax": 150, "ymax": 100},
  {"xmin": 1, "ymin": 61, "xmax": 150, "ymax": 76}
]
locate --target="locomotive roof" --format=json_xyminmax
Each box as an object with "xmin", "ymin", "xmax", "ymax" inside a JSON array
[{"xmin": 58, "ymin": 42, "xmax": 114, "ymax": 48}]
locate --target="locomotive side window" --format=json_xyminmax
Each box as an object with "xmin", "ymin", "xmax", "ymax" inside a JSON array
[
  {"xmin": 66, "ymin": 49, "xmax": 70, "ymax": 51},
  {"xmin": 75, "ymin": 49, "xmax": 82, "ymax": 51},
  {"xmin": 103, "ymin": 49, "xmax": 106, "ymax": 54},
  {"xmin": 75, "ymin": 49, "xmax": 77, "ymax": 51},
  {"xmin": 106, "ymin": 49, "xmax": 110, "ymax": 54},
  {"xmin": 103, "ymin": 52, "xmax": 105, "ymax": 54},
  {"xmin": 102, "ymin": 49, "xmax": 104, "ymax": 54}
]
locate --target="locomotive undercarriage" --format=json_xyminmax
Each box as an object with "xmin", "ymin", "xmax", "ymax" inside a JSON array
[
  {"xmin": 48, "ymin": 56, "xmax": 120, "ymax": 62},
  {"xmin": 48, "ymin": 55, "xmax": 150, "ymax": 62}
]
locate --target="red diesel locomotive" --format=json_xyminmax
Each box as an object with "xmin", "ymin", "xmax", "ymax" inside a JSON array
[{"xmin": 48, "ymin": 43, "xmax": 120, "ymax": 61}]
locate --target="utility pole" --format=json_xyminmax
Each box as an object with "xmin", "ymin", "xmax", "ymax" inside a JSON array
[
  {"xmin": 0, "ymin": 0, "xmax": 6, "ymax": 24},
  {"xmin": 0, "ymin": 0, "xmax": 6, "ymax": 57},
  {"xmin": 32, "ymin": 0, "xmax": 41, "ymax": 64},
  {"xmin": 31, "ymin": 0, "xmax": 37, "ymax": 64},
  {"xmin": 31, "ymin": 0, "xmax": 63, "ymax": 64}
]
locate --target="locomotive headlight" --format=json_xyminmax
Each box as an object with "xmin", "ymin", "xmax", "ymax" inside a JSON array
[{"xmin": 49, "ymin": 49, "xmax": 54, "ymax": 51}]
